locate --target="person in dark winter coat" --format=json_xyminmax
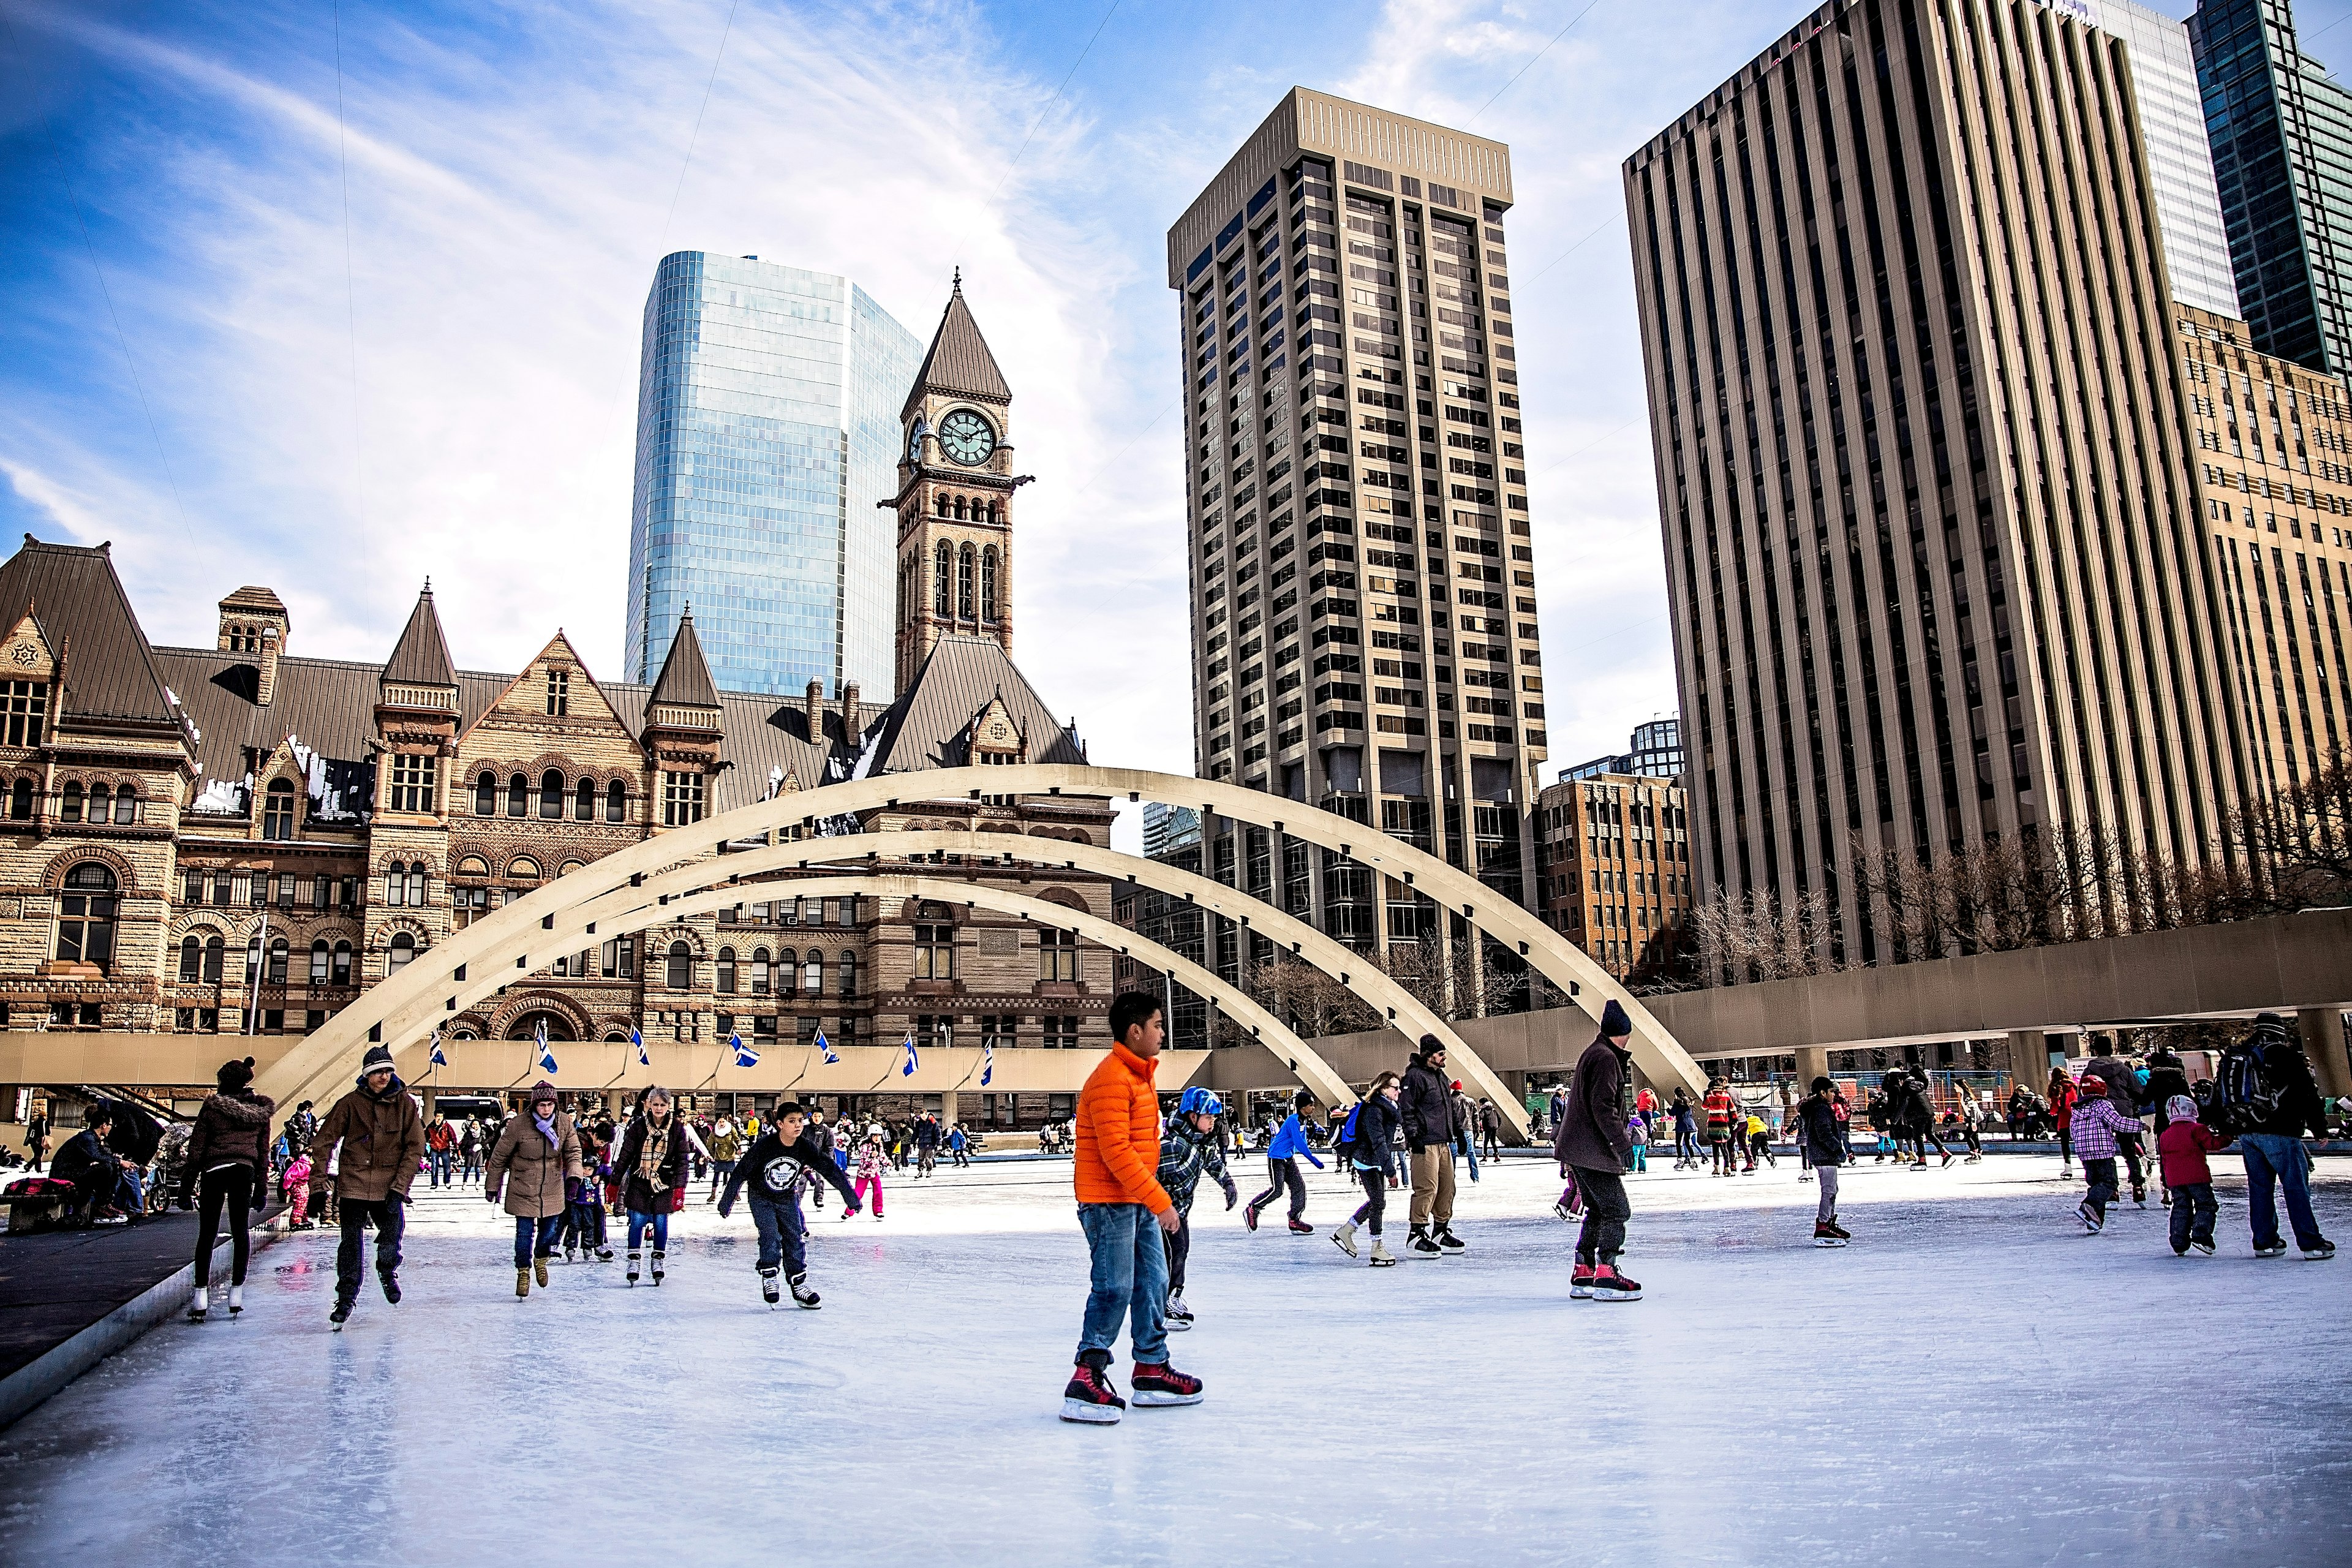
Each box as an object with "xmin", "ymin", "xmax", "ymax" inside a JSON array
[
  {"xmin": 1796, "ymin": 1078, "xmax": 1850, "ymax": 1245},
  {"xmin": 1555, "ymin": 1000, "xmax": 1640, "ymax": 1300},
  {"xmin": 1398, "ymin": 1038, "xmax": 1463, "ymax": 1256},
  {"xmin": 1155, "ymin": 1087, "xmax": 1238, "ymax": 1326},
  {"xmin": 308, "ymin": 1042, "xmax": 426, "ymax": 1326},
  {"xmin": 179, "ymin": 1057, "xmax": 276, "ymax": 1321},
  {"xmin": 2141, "ymin": 1051, "xmax": 2195, "ymax": 1130},
  {"xmin": 1331, "ymin": 1073, "xmax": 1404, "ymax": 1266},
  {"xmin": 611, "ymin": 1087, "xmax": 691, "ymax": 1284},
  {"xmin": 718, "ymin": 1102, "xmax": 861, "ymax": 1307},
  {"xmin": 51, "ymin": 1106, "xmax": 137, "ymax": 1221},
  {"xmin": 484, "ymin": 1080, "xmax": 582, "ymax": 1298},
  {"xmin": 2234, "ymin": 1015, "xmax": 2335, "ymax": 1259}
]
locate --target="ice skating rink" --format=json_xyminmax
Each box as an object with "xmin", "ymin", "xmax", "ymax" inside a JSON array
[{"xmin": 1, "ymin": 1150, "xmax": 2345, "ymax": 1566}]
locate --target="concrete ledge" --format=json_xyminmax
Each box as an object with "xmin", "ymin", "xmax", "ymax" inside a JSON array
[{"xmin": 0, "ymin": 1220, "xmax": 288, "ymax": 1431}]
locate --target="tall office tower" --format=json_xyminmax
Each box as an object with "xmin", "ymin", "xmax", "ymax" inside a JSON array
[
  {"xmin": 2178, "ymin": 303, "xmax": 2352, "ymax": 797},
  {"xmin": 2192, "ymin": 0, "xmax": 2352, "ymax": 371},
  {"xmin": 1564, "ymin": 718, "xmax": 1686, "ymax": 783},
  {"xmin": 1169, "ymin": 89, "xmax": 1550, "ymax": 981},
  {"xmin": 625, "ymin": 252, "xmax": 923, "ymax": 698},
  {"xmin": 2105, "ymin": 0, "xmax": 2241, "ymax": 316},
  {"xmin": 1626, "ymin": 0, "xmax": 2248, "ymax": 968}
]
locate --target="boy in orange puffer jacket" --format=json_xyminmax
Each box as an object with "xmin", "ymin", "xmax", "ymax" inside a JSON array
[{"xmin": 1060, "ymin": 990, "xmax": 1202, "ymax": 1426}]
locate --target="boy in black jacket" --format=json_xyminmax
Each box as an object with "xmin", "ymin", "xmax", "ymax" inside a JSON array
[{"xmin": 718, "ymin": 1103, "xmax": 861, "ymax": 1307}]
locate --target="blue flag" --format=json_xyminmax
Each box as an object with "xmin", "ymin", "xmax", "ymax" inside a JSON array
[
  {"xmin": 536, "ymin": 1019, "xmax": 557, "ymax": 1076},
  {"xmin": 901, "ymin": 1033, "xmax": 919, "ymax": 1078},
  {"xmin": 631, "ymin": 1026, "xmax": 649, "ymax": 1067},
  {"xmin": 428, "ymin": 1031, "xmax": 448, "ymax": 1068},
  {"xmin": 815, "ymin": 1028, "xmax": 839, "ymax": 1065},
  {"xmin": 981, "ymin": 1039, "xmax": 993, "ymax": 1088},
  {"xmin": 732, "ymin": 1032, "xmax": 760, "ymax": 1068}
]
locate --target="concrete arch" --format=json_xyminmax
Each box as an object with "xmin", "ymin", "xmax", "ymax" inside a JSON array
[
  {"xmin": 255, "ymin": 766, "xmax": 1702, "ymax": 1111},
  {"xmin": 271, "ymin": 874, "xmax": 1344, "ymax": 1115}
]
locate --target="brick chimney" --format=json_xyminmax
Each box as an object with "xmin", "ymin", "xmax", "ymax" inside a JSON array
[
  {"xmin": 805, "ymin": 677, "xmax": 824, "ymax": 742},
  {"xmin": 840, "ymin": 680, "xmax": 861, "ymax": 745}
]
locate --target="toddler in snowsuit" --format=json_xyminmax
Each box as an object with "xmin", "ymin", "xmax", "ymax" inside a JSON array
[
  {"xmin": 281, "ymin": 1152, "xmax": 314, "ymax": 1228},
  {"xmin": 2157, "ymin": 1094, "xmax": 2227, "ymax": 1256},
  {"xmin": 851, "ymin": 1138, "xmax": 886, "ymax": 1219}
]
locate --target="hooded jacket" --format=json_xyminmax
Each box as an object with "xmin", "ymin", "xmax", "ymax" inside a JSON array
[
  {"xmin": 179, "ymin": 1088, "xmax": 277, "ymax": 1203},
  {"xmin": 1554, "ymin": 1033, "xmax": 1633, "ymax": 1174},
  {"xmin": 1398, "ymin": 1053, "xmax": 1456, "ymax": 1152},
  {"xmin": 309, "ymin": 1074, "xmax": 426, "ymax": 1202},
  {"xmin": 1798, "ymin": 1095, "xmax": 1847, "ymax": 1166},
  {"xmin": 486, "ymin": 1108, "xmax": 582, "ymax": 1219}
]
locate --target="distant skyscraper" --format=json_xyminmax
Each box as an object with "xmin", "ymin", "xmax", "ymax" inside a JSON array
[
  {"xmin": 625, "ymin": 253, "xmax": 922, "ymax": 697},
  {"xmin": 1563, "ymin": 718, "xmax": 1683, "ymax": 783},
  {"xmin": 1143, "ymin": 802, "xmax": 1202, "ymax": 859},
  {"xmin": 2101, "ymin": 0, "xmax": 2241, "ymax": 317},
  {"xmin": 2193, "ymin": 0, "xmax": 2352, "ymax": 371},
  {"xmin": 1169, "ymin": 88, "xmax": 1550, "ymax": 967}
]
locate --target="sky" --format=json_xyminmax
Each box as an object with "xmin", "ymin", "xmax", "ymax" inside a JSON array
[{"xmin": 1, "ymin": 0, "xmax": 2332, "ymax": 793}]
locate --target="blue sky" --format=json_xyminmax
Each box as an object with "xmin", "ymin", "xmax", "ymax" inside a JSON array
[{"xmin": 0, "ymin": 0, "xmax": 2317, "ymax": 786}]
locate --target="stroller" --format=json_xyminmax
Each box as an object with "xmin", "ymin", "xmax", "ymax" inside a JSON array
[{"xmin": 147, "ymin": 1121, "xmax": 193, "ymax": 1215}]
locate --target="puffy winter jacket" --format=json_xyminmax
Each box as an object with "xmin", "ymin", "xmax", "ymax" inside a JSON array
[
  {"xmin": 486, "ymin": 1112, "xmax": 582, "ymax": 1219},
  {"xmin": 1074, "ymin": 1042, "xmax": 1170, "ymax": 1210},
  {"xmin": 1553, "ymin": 1034, "xmax": 1632, "ymax": 1174},
  {"xmin": 179, "ymin": 1088, "xmax": 277, "ymax": 1202},
  {"xmin": 309, "ymin": 1077, "xmax": 426, "ymax": 1203},
  {"xmin": 1398, "ymin": 1055, "xmax": 1454, "ymax": 1151},
  {"xmin": 1798, "ymin": 1096, "xmax": 1846, "ymax": 1166}
]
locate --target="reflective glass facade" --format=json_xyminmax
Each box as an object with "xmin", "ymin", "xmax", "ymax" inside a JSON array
[
  {"xmin": 2101, "ymin": 0, "xmax": 2242, "ymax": 317},
  {"xmin": 625, "ymin": 253, "xmax": 921, "ymax": 696}
]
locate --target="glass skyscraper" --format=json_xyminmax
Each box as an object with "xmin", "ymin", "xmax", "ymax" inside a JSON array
[
  {"xmin": 2101, "ymin": 0, "xmax": 2242, "ymax": 317},
  {"xmin": 625, "ymin": 253, "xmax": 922, "ymax": 696},
  {"xmin": 2193, "ymin": 0, "xmax": 2352, "ymax": 373}
]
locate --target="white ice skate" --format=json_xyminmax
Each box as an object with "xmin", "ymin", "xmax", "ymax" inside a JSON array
[
  {"xmin": 789, "ymin": 1274, "xmax": 822, "ymax": 1309},
  {"xmin": 227, "ymin": 1284, "xmax": 243, "ymax": 1319},
  {"xmin": 1332, "ymin": 1221, "xmax": 1359, "ymax": 1259}
]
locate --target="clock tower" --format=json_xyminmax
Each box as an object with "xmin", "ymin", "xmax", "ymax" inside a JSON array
[{"xmin": 892, "ymin": 274, "xmax": 1018, "ymax": 692}]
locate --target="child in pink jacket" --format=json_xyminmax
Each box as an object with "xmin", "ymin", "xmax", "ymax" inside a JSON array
[
  {"xmin": 849, "ymin": 1137, "xmax": 886, "ymax": 1221},
  {"xmin": 281, "ymin": 1152, "xmax": 314, "ymax": 1228}
]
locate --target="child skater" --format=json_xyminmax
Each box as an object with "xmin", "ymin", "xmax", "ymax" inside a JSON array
[
  {"xmin": 848, "ymin": 1134, "xmax": 886, "ymax": 1221},
  {"xmin": 719, "ymin": 1101, "xmax": 861, "ymax": 1306},
  {"xmin": 1155, "ymin": 1088, "xmax": 1239, "ymax": 1327},
  {"xmin": 2156, "ymin": 1094, "xmax": 2226, "ymax": 1256},
  {"xmin": 1242, "ymin": 1090, "xmax": 1324, "ymax": 1234},
  {"xmin": 2068, "ymin": 1075, "xmax": 2141, "ymax": 1234},
  {"xmin": 281, "ymin": 1148, "xmax": 314, "ymax": 1230}
]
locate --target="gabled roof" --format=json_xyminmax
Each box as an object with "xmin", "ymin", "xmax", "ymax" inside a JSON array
[
  {"xmin": 648, "ymin": 608, "xmax": 720, "ymax": 709},
  {"xmin": 382, "ymin": 584, "xmax": 458, "ymax": 688},
  {"xmin": 0, "ymin": 538, "xmax": 178, "ymax": 727},
  {"xmin": 902, "ymin": 275, "xmax": 1011, "ymax": 418},
  {"xmin": 863, "ymin": 635, "xmax": 1085, "ymax": 774}
]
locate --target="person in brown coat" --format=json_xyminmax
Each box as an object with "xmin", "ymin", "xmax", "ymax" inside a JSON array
[
  {"xmin": 1555, "ymin": 999, "xmax": 1640, "ymax": 1303},
  {"xmin": 178, "ymin": 1055, "xmax": 276, "ymax": 1322},
  {"xmin": 308, "ymin": 1042, "xmax": 426, "ymax": 1328},
  {"xmin": 486, "ymin": 1080, "xmax": 582, "ymax": 1297}
]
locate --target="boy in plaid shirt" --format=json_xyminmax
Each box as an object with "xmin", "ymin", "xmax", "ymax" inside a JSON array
[{"xmin": 1156, "ymin": 1087, "xmax": 1238, "ymax": 1330}]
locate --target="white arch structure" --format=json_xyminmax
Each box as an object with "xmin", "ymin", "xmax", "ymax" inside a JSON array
[{"xmin": 255, "ymin": 766, "xmax": 1705, "ymax": 1121}]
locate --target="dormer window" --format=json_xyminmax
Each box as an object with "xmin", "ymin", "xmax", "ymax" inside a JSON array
[
  {"xmin": 263, "ymin": 780, "xmax": 296, "ymax": 839},
  {"xmin": 1, "ymin": 680, "xmax": 47, "ymax": 747},
  {"xmin": 546, "ymin": 669, "xmax": 570, "ymax": 717}
]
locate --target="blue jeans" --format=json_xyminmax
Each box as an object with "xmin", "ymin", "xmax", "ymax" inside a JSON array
[
  {"xmin": 1076, "ymin": 1203, "xmax": 1167, "ymax": 1366},
  {"xmin": 627, "ymin": 1208, "xmax": 669, "ymax": 1251},
  {"xmin": 748, "ymin": 1191, "xmax": 805, "ymax": 1276},
  {"xmin": 2239, "ymin": 1133, "xmax": 2324, "ymax": 1250},
  {"xmin": 429, "ymin": 1150, "xmax": 453, "ymax": 1186},
  {"xmin": 513, "ymin": 1213, "xmax": 562, "ymax": 1267}
]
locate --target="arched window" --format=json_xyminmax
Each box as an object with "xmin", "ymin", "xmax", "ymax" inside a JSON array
[
  {"xmin": 933, "ymin": 542, "xmax": 952, "ymax": 616},
  {"xmin": 55, "ymin": 862, "xmax": 117, "ymax": 971},
  {"xmin": 406, "ymin": 862, "xmax": 427, "ymax": 906},
  {"xmin": 309, "ymin": 938, "xmax": 330, "ymax": 983},
  {"xmin": 89, "ymin": 783, "xmax": 111, "ymax": 825},
  {"xmin": 267, "ymin": 937, "xmax": 289, "ymax": 984},
  {"xmin": 540, "ymin": 769, "xmax": 564, "ymax": 819},
  {"xmin": 605, "ymin": 780, "xmax": 627, "ymax": 823},
  {"xmin": 986, "ymin": 500, "xmax": 999, "ymax": 524},
  {"xmin": 385, "ymin": 861, "xmax": 407, "ymax": 907},
  {"xmin": 953, "ymin": 495, "xmax": 968, "ymax": 521},
  {"xmin": 957, "ymin": 543, "xmax": 976, "ymax": 620},
  {"xmin": 475, "ymin": 771, "xmax": 497, "ymax": 815},
  {"xmin": 203, "ymin": 933, "xmax": 225, "ymax": 983},
  {"xmin": 981, "ymin": 546, "xmax": 999, "ymax": 622},
  {"xmin": 179, "ymin": 934, "xmax": 202, "ymax": 982},
  {"xmin": 331, "ymin": 940, "xmax": 352, "ymax": 986},
  {"xmin": 263, "ymin": 780, "xmax": 295, "ymax": 839},
  {"xmin": 717, "ymin": 946, "xmax": 737, "ymax": 994},
  {"xmin": 388, "ymin": 931, "xmax": 417, "ymax": 973},
  {"xmin": 244, "ymin": 934, "xmax": 262, "ymax": 983},
  {"xmin": 935, "ymin": 493, "xmax": 948, "ymax": 518},
  {"xmin": 665, "ymin": 940, "xmax": 692, "ymax": 990},
  {"xmin": 838, "ymin": 950, "xmax": 856, "ymax": 998},
  {"xmin": 113, "ymin": 785, "xmax": 136, "ymax": 824},
  {"xmin": 508, "ymin": 858, "xmax": 541, "ymax": 883},
  {"xmin": 507, "ymin": 774, "xmax": 528, "ymax": 816},
  {"xmin": 9, "ymin": 778, "xmax": 30, "ymax": 820},
  {"xmin": 751, "ymin": 946, "xmax": 772, "ymax": 996},
  {"xmin": 802, "ymin": 951, "xmax": 823, "ymax": 994},
  {"xmin": 575, "ymin": 778, "xmax": 596, "ymax": 821},
  {"xmin": 60, "ymin": 782, "xmax": 81, "ymax": 823}
]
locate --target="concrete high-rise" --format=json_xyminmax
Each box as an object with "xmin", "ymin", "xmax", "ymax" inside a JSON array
[
  {"xmin": 2192, "ymin": 0, "xmax": 2352, "ymax": 373},
  {"xmin": 1168, "ymin": 89, "xmax": 1550, "ymax": 977},
  {"xmin": 625, "ymin": 253, "xmax": 922, "ymax": 698},
  {"xmin": 1626, "ymin": 0, "xmax": 2250, "ymax": 967}
]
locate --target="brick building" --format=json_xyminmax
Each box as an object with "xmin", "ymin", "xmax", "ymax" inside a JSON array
[{"xmin": 1534, "ymin": 771, "xmax": 1692, "ymax": 982}]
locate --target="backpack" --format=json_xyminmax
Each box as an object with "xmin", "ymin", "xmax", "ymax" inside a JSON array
[
  {"xmin": 1336, "ymin": 1102, "xmax": 1366, "ymax": 1162},
  {"xmin": 2213, "ymin": 1036, "xmax": 2286, "ymax": 1134}
]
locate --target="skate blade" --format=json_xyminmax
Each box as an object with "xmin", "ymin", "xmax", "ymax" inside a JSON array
[
  {"xmin": 1059, "ymin": 1399, "xmax": 1123, "ymax": 1425},
  {"xmin": 1166, "ymin": 1317, "xmax": 1191, "ymax": 1330},
  {"xmin": 1131, "ymin": 1389, "xmax": 1204, "ymax": 1407},
  {"xmin": 1369, "ymin": 1257, "xmax": 1396, "ymax": 1267},
  {"xmin": 1332, "ymin": 1234, "xmax": 1358, "ymax": 1259},
  {"xmin": 1591, "ymin": 1288, "xmax": 1642, "ymax": 1302},
  {"xmin": 796, "ymin": 1298, "xmax": 822, "ymax": 1310},
  {"xmin": 1814, "ymin": 1237, "xmax": 1847, "ymax": 1247}
]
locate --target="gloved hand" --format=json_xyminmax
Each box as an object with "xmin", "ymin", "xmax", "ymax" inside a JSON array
[
  {"xmin": 1221, "ymin": 1178, "xmax": 1238, "ymax": 1210},
  {"xmin": 716, "ymin": 1202, "xmax": 731, "ymax": 1220},
  {"xmin": 484, "ymin": 1188, "xmax": 499, "ymax": 1204}
]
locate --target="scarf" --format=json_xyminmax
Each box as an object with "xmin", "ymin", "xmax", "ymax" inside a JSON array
[
  {"xmin": 638, "ymin": 1114, "xmax": 673, "ymax": 1192},
  {"xmin": 533, "ymin": 1109, "xmax": 559, "ymax": 1150}
]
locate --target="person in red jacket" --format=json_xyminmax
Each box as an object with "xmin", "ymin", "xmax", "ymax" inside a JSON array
[
  {"xmin": 2157, "ymin": 1094, "xmax": 2227, "ymax": 1256},
  {"xmin": 1060, "ymin": 990, "xmax": 1202, "ymax": 1425},
  {"xmin": 2049, "ymin": 1069, "xmax": 2080, "ymax": 1176}
]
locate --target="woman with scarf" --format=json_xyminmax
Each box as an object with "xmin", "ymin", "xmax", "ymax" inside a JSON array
[
  {"xmin": 612, "ymin": 1087, "xmax": 690, "ymax": 1284},
  {"xmin": 485, "ymin": 1080, "xmax": 581, "ymax": 1298}
]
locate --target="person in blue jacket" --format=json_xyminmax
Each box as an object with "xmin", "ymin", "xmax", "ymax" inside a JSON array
[
  {"xmin": 1242, "ymin": 1089, "xmax": 1324, "ymax": 1234},
  {"xmin": 1332, "ymin": 1073, "xmax": 1403, "ymax": 1265}
]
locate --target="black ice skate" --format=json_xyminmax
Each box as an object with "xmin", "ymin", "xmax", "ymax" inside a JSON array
[
  {"xmin": 789, "ymin": 1273, "xmax": 821, "ymax": 1308},
  {"xmin": 1408, "ymin": 1225, "xmax": 1442, "ymax": 1257},
  {"xmin": 1436, "ymin": 1226, "xmax": 1466, "ymax": 1252},
  {"xmin": 761, "ymin": 1267, "xmax": 780, "ymax": 1306},
  {"xmin": 1061, "ymin": 1353, "xmax": 1125, "ymax": 1425},
  {"xmin": 627, "ymin": 1250, "xmax": 641, "ymax": 1284},
  {"xmin": 1813, "ymin": 1221, "xmax": 1847, "ymax": 1248},
  {"xmin": 380, "ymin": 1271, "xmax": 402, "ymax": 1305},
  {"xmin": 330, "ymin": 1300, "xmax": 352, "ymax": 1329}
]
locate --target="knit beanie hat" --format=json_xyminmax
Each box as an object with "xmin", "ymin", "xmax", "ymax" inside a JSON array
[
  {"xmin": 361, "ymin": 1043, "xmax": 395, "ymax": 1075},
  {"xmin": 529, "ymin": 1080, "xmax": 558, "ymax": 1106},
  {"xmin": 216, "ymin": 1056, "xmax": 255, "ymax": 1090},
  {"xmin": 1600, "ymin": 998, "xmax": 1633, "ymax": 1039}
]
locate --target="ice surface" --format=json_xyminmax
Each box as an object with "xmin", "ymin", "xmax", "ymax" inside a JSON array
[{"xmin": 1, "ymin": 1152, "xmax": 2345, "ymax": 1566}]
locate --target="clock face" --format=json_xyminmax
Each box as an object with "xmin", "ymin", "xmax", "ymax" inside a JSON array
[{"xmin": 938, "ymin": 409, "xmax": 996, "ymax": 467}]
